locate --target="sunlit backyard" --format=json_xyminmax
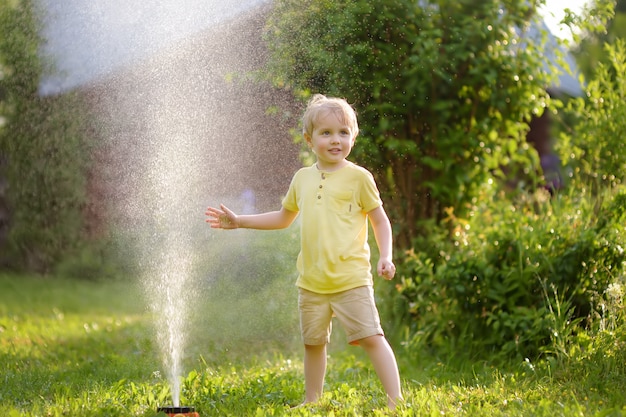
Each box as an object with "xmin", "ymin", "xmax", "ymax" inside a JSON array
[{"xmin": 2, "ymin": 0, "xmax": 626, "ymax": 416}]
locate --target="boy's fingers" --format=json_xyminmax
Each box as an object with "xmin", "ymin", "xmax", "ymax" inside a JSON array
[
  {"xmin": 205, "ymin": 204, "xmax": 237, "ymax": 229},
  {"xmin": 206, "ymin": 206, "xmax": 226, "ymax": 219},
  {"xmin": 380, "ymin": 263, "xmax": 395, "ymax": 280}
]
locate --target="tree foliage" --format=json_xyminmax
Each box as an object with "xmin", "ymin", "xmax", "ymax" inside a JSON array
[
  {"xmin": 559, "ymin": 39, "xmax": 626, "ymax": 190},
  {"xmin": 264, "ymin": 0, "xmax": 561, "ymax": 245},
  {"xmin": 0, "ymin": 0, "xmax": 91, "ymax": 272},
  {"xmin": 386, "ymin": 1, "xmax": 625, "ymax": 360},
  {"xmin": 571, "ymin": 0, "xmax": 623, "ymax": 79}
]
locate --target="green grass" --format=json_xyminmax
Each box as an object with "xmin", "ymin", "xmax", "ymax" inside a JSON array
[{"xmin": 1, "ymin": 274, "xmax": 625, "ymax": 416}]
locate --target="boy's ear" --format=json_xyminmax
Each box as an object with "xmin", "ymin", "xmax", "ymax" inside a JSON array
[{"xmin": 304, "ymin": 133, "xmax": 313, "ymax": 147}]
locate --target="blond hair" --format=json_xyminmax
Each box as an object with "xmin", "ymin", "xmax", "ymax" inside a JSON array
[{"xmin": 302, "ymin": 94, "xmax": 359, "ymax": 138}]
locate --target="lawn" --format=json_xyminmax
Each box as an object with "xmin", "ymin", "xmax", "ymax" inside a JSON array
[{"xmin": 1, "ymin": 274, "xmax": 625, "ymax": 416}]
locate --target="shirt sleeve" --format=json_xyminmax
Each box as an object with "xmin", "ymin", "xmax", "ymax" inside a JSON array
[
  {"xmin": 359, "ymin": 169, "xmax": 383, "ymax": 213},
  {"xmin": 282, "ymin": 171, "xmax": 300, "ymax": 212}
]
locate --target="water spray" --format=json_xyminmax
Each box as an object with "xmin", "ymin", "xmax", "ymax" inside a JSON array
[{"xmin": 37, "ymin": 0, "xmax": 279, "ymax": 412}]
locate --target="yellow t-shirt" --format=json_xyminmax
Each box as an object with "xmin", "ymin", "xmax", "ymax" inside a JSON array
[{"xmin": 282, "ymin": 162, "xmax": 382, "ymax": 293}]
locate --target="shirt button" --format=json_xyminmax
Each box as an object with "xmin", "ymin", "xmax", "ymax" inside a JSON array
[
  {"xmin": 319, "ymin": 185, "xmax": 323, "ymax": 189},
  {"xmin": 317, "ymin": 195, "xmax": 321, "ymax": 199}
]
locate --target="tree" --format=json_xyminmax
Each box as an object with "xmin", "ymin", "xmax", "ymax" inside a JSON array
[
  {"xmin": 550, "ymin": 0, "xmax": 623, "ymax": 189},
  {"xmin": 572, "ymin": 0, "xmax": 624, "ymax": 79},
  {"xmin": 264, "ymin": 0, "xmax": 561, "ymax": 247},
  {"xmin": 0, "ymin": 0, "xmax": 91, "ymax": 272},
  {"xmin": 559, "ymin": 39, "xmax": 626, "ymax": 190}
]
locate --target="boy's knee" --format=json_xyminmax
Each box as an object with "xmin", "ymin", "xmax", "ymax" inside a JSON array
[
  {"xmin": 356, "ymin": 334, "xmax": 384, "ymax": 349},
  {"xmin": 304, "ymin": 343, "xmax": 326, "ymax": 351}
]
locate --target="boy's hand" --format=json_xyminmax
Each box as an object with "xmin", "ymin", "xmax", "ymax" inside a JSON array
[
  {"xmin": 205, "ymin": 204, "xmax": 238, "ymax": 229},
  {"xmin": 377, "ymin": 259, "xmax": 396, "ymax": 280}
]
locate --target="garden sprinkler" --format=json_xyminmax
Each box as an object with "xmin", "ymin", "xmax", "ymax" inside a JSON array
[{"xmin": 157, "ymin": 406, "xmax": 199, "ymax": 417}]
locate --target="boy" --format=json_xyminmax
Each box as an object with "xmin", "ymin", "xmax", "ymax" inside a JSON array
[{"xmin": 205, "ymin": 94, "xmax": 403, "ymax": 409}]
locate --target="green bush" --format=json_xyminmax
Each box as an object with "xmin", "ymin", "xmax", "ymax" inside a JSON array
[
  {"xmin": 0, "ymin": 93, "xmax": 92, "ymax": 272},
  {"xmin": 394, "ymin": 185, "xmax": 626, "ymax": 361},
  {"xmin": 388, "ymin": 13, "xmax": 626, "ymax": 362},
  {"xmin": 559, "ymin": 39, "xmax": 626, "ymax": 190},
  {"xmin": 0, "ymin": 0, "xmax": 93, "ymax": 272}
]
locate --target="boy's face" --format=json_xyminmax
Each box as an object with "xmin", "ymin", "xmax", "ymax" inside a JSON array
[{"xmin": 305, "ymin": 110, "xmax": 356, "ymax": 171}]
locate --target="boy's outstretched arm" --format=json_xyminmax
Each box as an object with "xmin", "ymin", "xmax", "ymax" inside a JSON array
[
  {"xmin": 368, "ymin": 206, "xmax": 396, "ymax": 280},
  {"xmin": 206, "ymin": 204, "xmax": 298, "ymax": 230}
]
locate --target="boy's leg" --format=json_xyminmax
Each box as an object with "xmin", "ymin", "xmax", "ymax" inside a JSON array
[
  {"xmin": 330, "ymin": 286, "xmax": 403, "ymax": 408},
  {"xmin": 303, "ymin": 343, "xmax": 327, "ymax": 403},
  {"xmin": 298, "ymin": 288, "xmax": 333, "ymax": 405},
  {"xmin": 358, "ymin": 335, "xmax": 403, "ymax": 409}
]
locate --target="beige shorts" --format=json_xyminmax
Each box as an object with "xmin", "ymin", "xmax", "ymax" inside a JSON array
[{"xmin": 298, "ymin": 285, "xmax": 384, "ymax": 346}]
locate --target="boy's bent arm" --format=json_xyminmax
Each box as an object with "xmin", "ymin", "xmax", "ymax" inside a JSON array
[
  {"xmin": 206, "ymin": 204, "xmax": 298, "ymax": 230},
  {"xmin": 368, "ymin": 206, "xmax": 396, "ymax": 280}
]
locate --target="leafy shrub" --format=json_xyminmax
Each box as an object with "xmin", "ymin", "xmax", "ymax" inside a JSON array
[
  {"xmin": 0, "ymin": 0, "xmax": 93, "ymax": 272},
  {"xmin": 389, "ymin": 26, "xmax": 626, "ymax": 362},
  {"xmin": 393, "ymin": 185, "xmax": 626, "ymax": 361},
  {"xmin": 558, "ymin": 39, "xmax": 626, "ymax": 190}
]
